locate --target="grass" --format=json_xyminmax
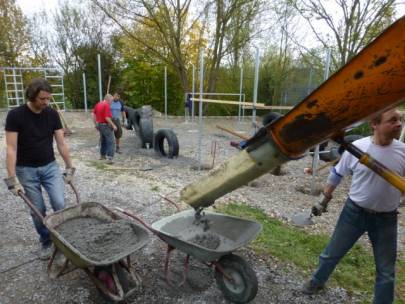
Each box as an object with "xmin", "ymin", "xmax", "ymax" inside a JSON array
[
  {"xmin": 217, "ymin": 203, "xmax": 405, "ymax": 303},
  {"xmin": 86, "ymin": 160, "xmax": 108, "ymax": 170}
]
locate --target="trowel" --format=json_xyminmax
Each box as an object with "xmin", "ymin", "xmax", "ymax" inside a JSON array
[{"xmin": 291, "ymin": 211, "xmax": 315, "ymax": 227}]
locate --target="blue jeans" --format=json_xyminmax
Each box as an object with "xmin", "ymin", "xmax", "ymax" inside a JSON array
[
  {"xmin": 312, "ymin": 198, "xmax": 397, "ymax": 304},
  {"xmin": 98, "ymin": 124, "xmax": 115, "ymax": 159},
  {"xmin": 16, "ymin": 161, "xmax": 65, "ymax": 245}
]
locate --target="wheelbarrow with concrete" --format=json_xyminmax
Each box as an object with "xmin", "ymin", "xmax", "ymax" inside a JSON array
[
  {"xmin": 17, "ymin": 183, "xmax": 149, "ymax": 303},
  {"xmin": 115, "ymin": 205, "xmax": 262, "ymax": 304}
]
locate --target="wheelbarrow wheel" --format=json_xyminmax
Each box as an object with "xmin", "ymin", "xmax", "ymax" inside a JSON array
[
  {"xmin": 95, "ymin": 263, "xmax": 131, "ymax": 303},
  {"xmin": 214, "ymin": 254, "xmax": 258, "ymax": 303}
]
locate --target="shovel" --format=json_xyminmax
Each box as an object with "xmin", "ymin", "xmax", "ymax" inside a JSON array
[{"xmin": 291, "ymin": 211, "xmax": 315, "ymax": 227}]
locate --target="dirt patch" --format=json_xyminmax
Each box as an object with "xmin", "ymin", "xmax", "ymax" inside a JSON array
[
  {"xmin": 55, "ymin": 217, "xmax": 139, "ymax": 262},
  {"xmin": 187, "ymin": 233, "xmax": 221, "ymax": 250}
]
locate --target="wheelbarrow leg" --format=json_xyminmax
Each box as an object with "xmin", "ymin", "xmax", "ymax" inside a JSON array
[
  {"xmin": 48, "ymin": 248, "xmax": 69, "ymax": 279},
  {"xmin": 164, "ymin": 245, "xmax": 190, "ymax": 287}
]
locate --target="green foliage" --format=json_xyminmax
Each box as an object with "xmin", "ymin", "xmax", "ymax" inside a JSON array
[{"xmin": 217, "ymin": 203, "xmax": 405, "ymax": 302}]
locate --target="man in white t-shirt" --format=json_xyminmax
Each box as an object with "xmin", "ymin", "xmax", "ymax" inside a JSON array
[{"xmin": 302, "ymin": 109, "xmax": 405, "ymax": 304}]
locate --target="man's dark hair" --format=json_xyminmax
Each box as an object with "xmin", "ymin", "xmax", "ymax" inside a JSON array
[{"xmin": 25, "ymin": 78, "xmax": 52, "ymax": 102}]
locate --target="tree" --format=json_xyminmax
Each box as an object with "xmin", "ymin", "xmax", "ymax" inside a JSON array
[
  {"xmin": 0, "ymin": 0, "xmax": 30, "ymax": 65},
  {"xmin": 292, "ymin": 0, "xmax": 397, "ymax": 68},
  {"xmin": 91, "ymin": 0, "xmax": 207, "ymax": 92},
  {"xmin": 29, "ymin": 1, "xmax": 119, "ymax": 108},
  {"xmin": 205, "ymin": 0, "xmax": 262, "ymax": 93}
]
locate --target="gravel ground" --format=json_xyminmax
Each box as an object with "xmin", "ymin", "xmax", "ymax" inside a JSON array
[{"xmin": 1, "ymin": 111, "xmax": 404, "ymax": 304}]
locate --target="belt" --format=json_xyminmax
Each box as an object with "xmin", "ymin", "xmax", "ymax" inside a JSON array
[
  {"xmin": 349, "ymin": 199, "xmax": 397, "ymax": 215},
  {"xmin": 97, "ymin": 122, "xmax": 108, "ymax": 125}
]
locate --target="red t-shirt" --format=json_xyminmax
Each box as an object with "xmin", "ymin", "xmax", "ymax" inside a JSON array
[{"xmin": 93, "ymin": 101, "xmax": 112, "ymax": 123}]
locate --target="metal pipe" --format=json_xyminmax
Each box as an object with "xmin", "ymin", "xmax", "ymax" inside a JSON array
[
  {"xmin": 252, "ymin": 47, "xmax": 260, "ymax": 132},
  {"xmin": 310, "ymin": 48, "xmax": 331, "ymax": 195},
  {"xmin": 164, "ymin": 66, "xmax": 167, "ymax": 119},
  {"xmin": 192, "ymin": 64, "xmax": 195, "ymax": 123},
  {"xmin": 197, "ymin": 50, "xmax": 204, "ymax": 171},
  {"xmin": 97, "ymin": 54, "xmax": 102, "ymax": 101},
  {"xmin": 83, "ymin": 73, "xmax": 88, "ymax": 112},
  {"xmin": 238, "ymin": 67, "xmax": 244, "ymax": 123}
]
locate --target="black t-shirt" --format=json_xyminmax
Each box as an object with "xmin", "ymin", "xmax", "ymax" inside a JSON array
[{"xmin": 5, "ymin": 104, "xmax": 63, "ymax": 167}]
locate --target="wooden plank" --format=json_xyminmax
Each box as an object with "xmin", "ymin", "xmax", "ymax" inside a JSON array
[
  {"xmin": 243, "ymin": 105, "xmax": 294, "ymax": 110},
  {"xmin": 190, "ymin": 98, "xmax": 265, "ymax": 107}
]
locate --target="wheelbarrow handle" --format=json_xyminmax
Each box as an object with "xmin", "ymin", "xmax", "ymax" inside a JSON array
[
  {"xmin": 17, "ymin": 182, "xmax": 80, "ymax": 224},
  {"xmin": 68, "ymin": 182, "xmax": 80, "ymax": 205},
  {"xmin": 114, "ymin": 207, "xmax": 158, "ymax": 235},
  {"xmin": 19, "ymin": 191, "xmax": 45, "ymax": 223}
]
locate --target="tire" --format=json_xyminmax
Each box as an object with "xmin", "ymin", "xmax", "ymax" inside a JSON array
[
  {"xmin": 154, "ymin": 128, "xmax": 179, "ymax": 158},
  {"xmin": 338, "ymin": 134, "xmax": 363, "ymax": 155},
  {"xmin": 214, "ymin": 254, "xmax": 258, "ymax": 303},
  {"xmin": 124, "ymin": 107, "xmax": 135, "ymax": 130},
  {"xmin": 133, "ymin": 110, "xmax": 141, "ymax": 133},
  {"xmin": 95, "ymin": 264, "xmax": 131, "ymax": 304},
  {"xmin": 262, "ymin": 112, "xmax": 282, "ymax": 126},
  {"xmin": 139, "ymin": 118, "xmax": 153, "ymax": 148}
]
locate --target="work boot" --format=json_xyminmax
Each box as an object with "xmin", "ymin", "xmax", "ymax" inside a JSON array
[
  {"xmin": 39, "ymin": 241, "xmax": 53, "ymax": 261},
  {"xmin": 106, "ymin": 158, "xmax": 114, "ymax": 165},
  {"xmin": 116, "ymin": 146, "xmax": 121, "ymax": 154},
  {"xmin": 302, "ymin": 279, "xmax": 324, "ymax": 295},
  {"xmin": 99, "ymin": 155, "xmax": 106, "ymax": 160}
]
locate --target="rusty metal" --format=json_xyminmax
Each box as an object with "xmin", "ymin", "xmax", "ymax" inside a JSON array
[{"xmin": 270, "ymin": 17, "xmax": 405, "ymax": 158}]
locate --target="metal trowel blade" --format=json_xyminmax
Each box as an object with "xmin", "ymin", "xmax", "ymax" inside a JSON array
[{"xmin": 291, "ymin": 211, "xmax": 314, "ymax": 227}]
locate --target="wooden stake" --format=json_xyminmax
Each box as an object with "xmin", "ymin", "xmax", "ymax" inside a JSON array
[{"xmin": 216, "ymin": 125, "xmax": 249, "ymax": 140}]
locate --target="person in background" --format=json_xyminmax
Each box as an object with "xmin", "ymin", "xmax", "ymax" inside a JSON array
[
  {"xmin": 4, "ymin": 78, "xmax": 75, "ymax": 260},
  {"xmin": 111, "ymin": 92, "xmax": 126, "ymax": 153},
  {"xmin": 92, "ymin": 94, "xmax": 117, "ymax": 164},
  {"xmin": 302, "ymin": 108, "xmax": 405, "ymax": 304}
]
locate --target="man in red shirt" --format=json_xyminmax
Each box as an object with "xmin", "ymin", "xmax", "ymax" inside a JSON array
[{"xmin": 92, "ymin": 94, "xmax": 117, "ymax": 164}]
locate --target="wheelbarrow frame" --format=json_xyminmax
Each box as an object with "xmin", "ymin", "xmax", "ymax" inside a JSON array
[
  {"xmin": 18, "ymin": 184, "xmax": 149, "ymax": 303},
  {"xmin": 116, "ymin": 207, "xmax": 262, "ymax": 303}
]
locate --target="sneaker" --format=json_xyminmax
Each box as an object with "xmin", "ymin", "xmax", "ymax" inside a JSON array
[
  {"xmin": 302, "ymin": 279, "xmax": 324, "ymax": 295},
  {"xmin": 116, "ymin": 147, "xmax": 121, "ymax": 154},
  {"xmin": 39, "ymin": 241, "xmax": 53, "ymax": 261},
  {"xmin": 106, "ymin": 159, "xmax": 114, "ymax": 165},
  {"xmin": 99, "ymin": 155, "xmax": 106, "ymax": 160}
]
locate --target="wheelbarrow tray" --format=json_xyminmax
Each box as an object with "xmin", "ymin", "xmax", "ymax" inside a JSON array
[
  {"xmin": 44, "ymin": 202, "xmax": 149, "ymax": 268},
  {"xmin": 151, "ymin": 210, "xmax": 262, "ymax": 262}
]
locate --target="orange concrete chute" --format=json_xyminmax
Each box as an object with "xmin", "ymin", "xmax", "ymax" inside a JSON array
[{"xmin": 270, "ymin": 16, "xmax": 405, "ymax": 159}]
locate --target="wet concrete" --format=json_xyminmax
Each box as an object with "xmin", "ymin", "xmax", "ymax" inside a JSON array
[
  {"xmin": 55, "ymin": 216, "xmax": 139, "ymax": 262},
  {"xmin": 187, "ymin": 233, "xmax": 221, "ymax": 250}
]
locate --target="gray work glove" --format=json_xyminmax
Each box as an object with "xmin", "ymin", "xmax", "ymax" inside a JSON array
[
  {"xmin": 311, "ymin": 192, "xmax": 332, "ymax": 216},
  {"xmin": 4, "ymin": 176, "xmax": 23, "ymax": 196},
  {"xmin": 63, "ymin": 167, "xmax": 76, "ymax": 184}
]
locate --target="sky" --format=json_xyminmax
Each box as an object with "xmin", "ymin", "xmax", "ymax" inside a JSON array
[{"xmin": 16, "ymin": 0, "xmax": 58, "ymax": 16}]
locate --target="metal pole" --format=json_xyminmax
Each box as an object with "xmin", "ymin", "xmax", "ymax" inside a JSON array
[
  {"xmin": 252, "ymin": 47, "xmax": 260, "ymax": 132},
  {"xmin": 311, "ymin": 48, "xmax": 331, "ymax": 195},
  {"xmin": 238, "ymin": 66, "xmax": 244, "ymax": 123},
  {"xmin": 192, "ymin": 63, "xmax": 195, "ymax": 123},
  {"xmin": 97, "ymin": 54, "xmax": 102, "ymax": 101},
  {"xmin": 82, "ymin": 73, "xmax": 88, "ymax": 112},
  {"xmin": 164, "ymin": 66, "xmax": 167, "ymax": 119},
  {"xmin": 197, "ymin": 50, "xmax": 204, "ymax": 171}
]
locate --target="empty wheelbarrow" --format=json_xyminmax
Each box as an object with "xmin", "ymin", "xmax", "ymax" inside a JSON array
[
  {"xmin": 117, "ymin": 208, "xmax": 262, "ymax": 303},
  {"xmin": 18, "ymin": 184, "xmax": 149, "ymax": 303}
]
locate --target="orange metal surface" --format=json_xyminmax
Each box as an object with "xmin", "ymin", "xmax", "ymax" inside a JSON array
[{"xmin": 270, "ymin": 16, "xmax": 405, "ymax": 158}]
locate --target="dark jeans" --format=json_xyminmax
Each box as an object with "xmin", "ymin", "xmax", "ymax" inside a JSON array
[
  {"xmin": 98, "ymin": 123, "xmax": 115, "ymax": 159},
  {"xmin": 312, "ymin": 198, "xmax": 397, "ymax": 304}
]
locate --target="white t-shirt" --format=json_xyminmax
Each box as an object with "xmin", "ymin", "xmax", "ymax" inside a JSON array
[{"xmin": 335, "ymin": 136, "xmax": 405, "ymax": 212}]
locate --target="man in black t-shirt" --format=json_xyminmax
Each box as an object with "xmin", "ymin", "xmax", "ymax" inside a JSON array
[{"xmin": 4, "ymin": 78, "xmax": 75, "ymax": 260}]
